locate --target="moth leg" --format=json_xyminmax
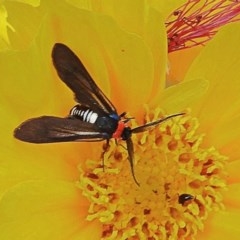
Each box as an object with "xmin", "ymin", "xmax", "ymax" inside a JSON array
[
  {"xmin": 101, "ymin": 139, "xmax": 110, "ymax": 171},
  {"xmin": 115, "ymin": 139, "xmax": 127, "ymax": 150}
]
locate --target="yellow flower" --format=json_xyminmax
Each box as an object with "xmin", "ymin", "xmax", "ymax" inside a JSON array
[{"xmin": 0, "ymin": 1, "xmax": 240, "ymax": 239}]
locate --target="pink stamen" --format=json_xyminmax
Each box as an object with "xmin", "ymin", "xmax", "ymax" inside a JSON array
[{"xmin": 166, "ymin": 0, "xmax": 240, "ymax": 52}]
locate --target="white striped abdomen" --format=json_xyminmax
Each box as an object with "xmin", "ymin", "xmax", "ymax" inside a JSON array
[{"xmin": 69, "ymin": 105, "xmax": 98, "ymax": 124}]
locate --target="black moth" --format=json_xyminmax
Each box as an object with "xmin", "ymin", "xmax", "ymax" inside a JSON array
[{"xmin": 14, "ymin": 43, "xmax": 184, "ymax": 186}]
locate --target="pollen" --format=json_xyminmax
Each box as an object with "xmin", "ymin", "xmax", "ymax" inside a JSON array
[
  {"xmin": 166, "ymin": 0, "xmax": 240, "ymax": 52},
  {"xmin": 77, "ymin": 108, "xmax": 227, "ymax": 239}
]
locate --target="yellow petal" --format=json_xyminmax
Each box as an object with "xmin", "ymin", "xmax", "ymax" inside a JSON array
[
  {"xmin": 184, "ymin": 23, "xmax": 240, "ymax": 159},
  {"xmin": 12, "ymin": 0, "xmax": 40, "ymax": 7},
  {"xmin": 226, "ymin": 160, "xmax": 240, "ymax": 185},
  {"xmin": 168, "ymin": 46, "xmax": 203, "ymax": 83},
  {"xmin": 0, "ymin": 42, "xmax": 59, "ymax": 162},
  {"xmin": 67, "ymin": 0, "xmax": 151, "ymax": 36},
  {"xmin": 223, "ymin": 183, "xmax": 240, "ymax": 208},
  {"xmin": 0, "ymin": 180, "xmax": 101, "ymax": 240},
  {"xmin": 0, "ymin": 43, "xmax": 57, "ymax": 116},
  {"xmin": 148, "ymin": 0, "xmax": 187, "ymax": 19},
  {"xmin": 65, "ymin": 0, "xmax": 95, "ymax": 10},
  {"xmin": 151, "ymin": 78, "xmax": 209, "ymax": 113},
  {"xmin": 211, "ymin": 116, "xmax": 240, "ymax": 161},
  {"xmin": 144, "ymin": 7, "xmax": 167, "ymax": 98},
  {"xmin": 197, "ymin": 209, "xmax": 240, "ymax": 239},
  {"xmin": 3, "ymin": 1, "xmax": 44, "ymax": 50},
  {"xmin": 0, "ymin": 142, "xmax": 84, "ymax": 196},
  {"xmin": 0, "ymin": 4, "xmax": 13, "ymax": 49},
  {"xmin": 66, "ymin": 0, "xmax": 167, "ymax": 96}
]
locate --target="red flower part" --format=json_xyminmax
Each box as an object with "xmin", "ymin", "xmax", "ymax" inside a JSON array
[{"xmin": 166, "ymin": 0, "xmax": 240, "ymax": 52}]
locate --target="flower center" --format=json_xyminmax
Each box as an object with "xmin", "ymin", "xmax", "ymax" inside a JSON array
[{"xmin": 77, "ymin": 108, "xmax": 227, "ymax": 239}]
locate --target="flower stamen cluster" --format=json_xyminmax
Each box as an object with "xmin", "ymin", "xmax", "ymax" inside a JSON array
[
  {"xmin": 77, "ymin": 109, "xmax": 227, "ymax": 239},
  {"xmin": 166, "ymin": 0, "xmax": 240, "ymax": 52}
]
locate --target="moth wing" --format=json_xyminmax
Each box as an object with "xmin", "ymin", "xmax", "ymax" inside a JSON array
[
  {"xmin": 14, "ymin": 116, "xmax": 110, "ymax": 143},
  {"xmin": 52, "ymin": 43, "xmax": 117, "ymax": 116}
]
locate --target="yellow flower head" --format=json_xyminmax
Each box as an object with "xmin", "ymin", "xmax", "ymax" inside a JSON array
[{"xmin": 1, "ymin": 1, "xmax": 240, "ymax": 240}]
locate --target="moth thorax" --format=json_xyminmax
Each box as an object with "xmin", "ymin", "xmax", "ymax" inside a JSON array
[
  {"xmin": 121, "ymin": 126, "xmax": 132, "ymax": 140},
  {"xmin": 69, "ymin": 105, "xmax": 98, "ymax": 124}
]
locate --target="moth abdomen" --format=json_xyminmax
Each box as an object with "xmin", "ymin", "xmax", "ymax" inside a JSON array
[{"xmin": 69, "ymin": 105, "xmax": 98, "ymax": 124}]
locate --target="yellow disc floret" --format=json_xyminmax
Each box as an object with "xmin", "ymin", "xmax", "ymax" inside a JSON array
[{"xmin": 77, "ymin": 108, "xmax": 227, "ymax": 240}]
